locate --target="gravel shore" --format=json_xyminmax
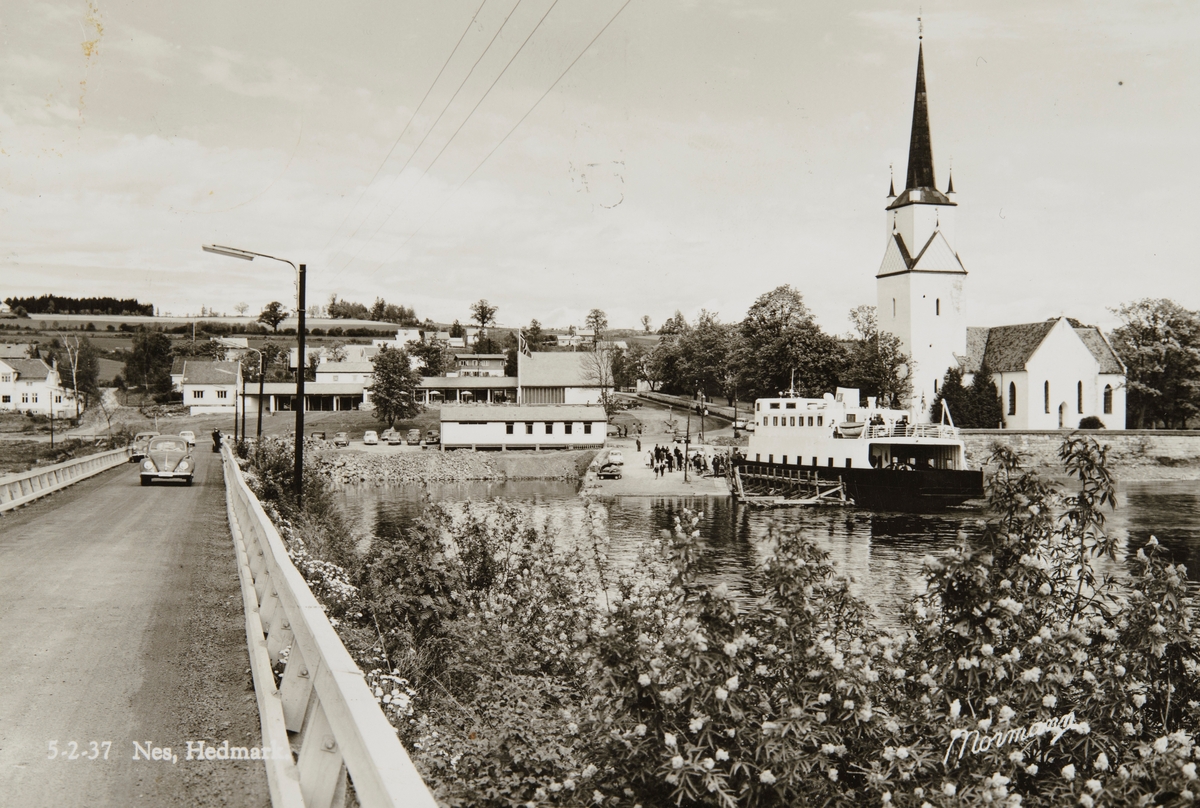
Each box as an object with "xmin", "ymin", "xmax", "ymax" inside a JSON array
[{"xmin": 316, "ymin": 448, "xmax": 598, "ymax": 485}]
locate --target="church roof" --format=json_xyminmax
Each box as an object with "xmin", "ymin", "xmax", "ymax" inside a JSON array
[
  {"xmin": 958, "ymin": 319, "xmax": 1125, "ymax": 375},
  {"xmin": 877, "ymin": 229, "xmax": 966, "ymax": 277},
  {"xmin": 887, "ymin": 43, "xmax": 956, "ymax": 211}
]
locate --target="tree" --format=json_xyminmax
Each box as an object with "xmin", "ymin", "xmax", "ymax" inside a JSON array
[
  {"xmin": 640, "ymin": 315, "xmax": 652, "ymax": 334},
  {"xmin": 367, "ymin": 346, "xmax": 421, "ymax": 428},
  {"xmin": 470, "ymin": 300, "xmax": 497, "ymax": 330},
  {"xmin": 328, "ymin": 295, "xmax": 370, "ymax": 320},
  {"xmin": 258, "ymin": 301, "xmax": 288, "ymax": 333},
  {"xmin": 931, "ymin": 367, "xmax": 970, "ymax": 426},
  {"xmin": 966, "ymin": 361, "xmax": 1003, "ymax": 428},
  {"xmin": 46, "ymin": 335, "xmax": 100, "ymax": 417},
  {"xmin": 1109, "ymin": 298, "xmax": 1200, "ymax": 428},
  {"xmin": 585, "ymin": 308, "xmax": 608, "ymax": 340},
  {"xmin": 736, "ymin": 286, "xmax": 845, "ymax": 399},
  {"xmin": 410, "ymin": 338, "xmax": 454, "ymax": 377},
  {"xmin": 672, "ymin": 310, "xmax": 735, "ymax": 399},
  {"xmin": 124, "ymin": 330, "xmax": 174, "ymax": 399},
  {"xmin": 841, "ymin": 305, "xmax": 913, "ymax": 409},
  {"xmin": 523, "ymin": 319, "xmax": 547, "ymax": 352},
  {"xmin": 449, "ymin": 320, "xmax": 465, "ymax": 339},
  {"xmin": 583, "ymin": 343, "xmax": 618, "ymax": 418},
  {"xmin": 171, "ymin": 339, "xmax": 227, "ymax": 360},
  {"xmin": 658, "ymin": 310, "xmax": 688, "ymax": 336},
  {"xmin": 234, "ymin": 302, "xmax": 250, "ymax": 317}
]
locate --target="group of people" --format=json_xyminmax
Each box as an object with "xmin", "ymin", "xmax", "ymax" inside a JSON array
[
  {"xmin": 644, "ymin": 444, "xmax": 739, "ymax": 479},
  {"xmin": 647, "ymin": 444, "xmax": 685, "ymax": 478}
]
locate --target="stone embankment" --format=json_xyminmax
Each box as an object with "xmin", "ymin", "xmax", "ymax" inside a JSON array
[
  {"xmin": 963, "ymin": 430, "xmax": 1200, "ymax": 480},
  {"xmin": 317, "ymin": 449, "xmax": 598, "ymax": 485}
]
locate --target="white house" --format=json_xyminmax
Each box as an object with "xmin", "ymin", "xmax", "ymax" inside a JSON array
[
  {"xmin": 0, "ymin": 358, "xmax": 73, "ymax": 417},
  {"xmin": 874, "ymin": 43, "xmax": 1126, "ymax": 427},
  {"xmin": 180, "ymin": 360, "xmax": 241, "ymax": 415},
  {"xmin": 516, "ymin": 351, "xmax": 610, "ymax": 405},
  {"xmin": 440, "ymin": 404, "xmax": 607, "ymax": 450},
  {"xmin": 449, "ymin": 353, "xmax": 506, "ymax": 378},
  {"xmin": 314, "ymin": 361, "xmax": 375, "ymax": 386}
]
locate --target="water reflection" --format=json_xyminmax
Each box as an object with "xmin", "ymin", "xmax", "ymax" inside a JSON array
[{"xmin": 334, "ymin": 480, "xmax": 1200, "ymax": 626}]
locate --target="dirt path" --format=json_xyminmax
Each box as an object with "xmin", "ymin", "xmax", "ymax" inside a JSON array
[{"xmin": 0, "ymin": 448, "xmax": 269, "ymax": 806}]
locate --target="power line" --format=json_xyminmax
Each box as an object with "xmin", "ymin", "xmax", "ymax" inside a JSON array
[
  {"xmin": 329, "ymin": 0, "xmax": 527, "ymax": 275},
  {"xmin": 366, "ymin": 0, "xmax": 636, "ymax": 276},
  {"xmin": 317, "ymin": 0, "xmax": 489, "ymax": 264}
]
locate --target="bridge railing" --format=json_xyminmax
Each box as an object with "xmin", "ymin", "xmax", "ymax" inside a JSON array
[
  {"xmin": 0, "ymin": 446, "xmax": 130, "ymax": 513},
  {"xmin": 220, "ymin": 444, "xmax": 437, "ymax": 808}
]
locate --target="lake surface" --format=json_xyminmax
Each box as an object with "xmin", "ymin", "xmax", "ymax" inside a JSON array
[{"xmin": 334, "ymin": 480, "xmax": 1200, "ymax": 622}]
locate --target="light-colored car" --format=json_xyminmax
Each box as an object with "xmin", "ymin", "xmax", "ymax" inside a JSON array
[
  {"xmin": 387, "ymin": 429, "xmax": 403, "ymax": 445},
  {"xmin": 140, "ymin": 435, "xmax": 194, "ymax": 486},
  {"xmin": 130, "ymin": 431, "xmax": 159, "ymax": 462},
  {"xmin": 179, "ymin": 430, "xmax": 196, "ymax": 446},
  {"xmin": 363, "ymin": 430, "xmax": 379, "ymax": 445},
  {"xmin": 333, "ymin": 431, "xmax": 350, "ymax": 447},
  {"xmin": 608, "ymin": 449, "xmax": 625, "ymax": 465},
  {"xmin": 732, "ymin": 419, "xmax": 748, "ymax": 430}
]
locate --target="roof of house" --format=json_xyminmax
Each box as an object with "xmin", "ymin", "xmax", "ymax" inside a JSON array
[
  {"xmin": 518, "ymin": 351, "xmax": 603, "ymax": 388},
  {"xmin": 455, "ymin": 353, "xmax": 506, "ymax": 360},
  {"xmin": 4, "ymin": 358, "xmax": 52, "ymax": 380},
  {"xmin": 170, "ymin": 356, "xmax": 187, "ymax": 376},
  {"xmin": 0, "ymin": 343, "xmax": 33, "ymax": 359},
  {"xmin": 419, "ymin": 376, "xmax": 518, "ymax": 389},
  {"xmin": 254, "ymin": 382, "xmax": 368, "ymax": 395},
  {"xmin": 441, "ymin": 403, "xmax": 606, "ymax": 422},
  {"xmin": 958, "ymin": 318, "xmax": 1125, "ymax": 375},
  {"xmin": 315, "ymin": 361, "xmax": 375, "ymax": 374},
  {"xmin": 181, "ymin": 360, "xmax": 240, "ymax": 386}
]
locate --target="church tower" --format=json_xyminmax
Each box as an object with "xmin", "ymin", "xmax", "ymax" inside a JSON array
[{"xmin": 876, "ymin": 41, "xmax": 966, "ymax": 418}]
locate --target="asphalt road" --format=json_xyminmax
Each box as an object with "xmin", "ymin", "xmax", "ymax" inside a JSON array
[{"xmin": 0, "ymin": 447, "xmax": 270, "ymax": 806}]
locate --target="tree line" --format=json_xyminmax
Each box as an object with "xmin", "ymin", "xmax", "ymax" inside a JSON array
[{"xmin": 5, "ymin": 295, "xmax": 154, "ymax": 316}]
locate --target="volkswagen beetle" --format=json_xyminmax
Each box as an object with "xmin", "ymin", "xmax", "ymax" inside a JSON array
[{"xmin": 140, "ymin": 435, "xmax": 194, "ymax": 486}]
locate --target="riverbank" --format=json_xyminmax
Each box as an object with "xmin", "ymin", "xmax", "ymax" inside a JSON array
[
  {"xmin": 964, "ymin": 430, "xmax": 1200, "ymax": 480},
  {"xmin": 582, "ymin": 438, "xmax": 731, "ymax": 498},
  {"xmin": 316, "ymin": 447, "xmax": 599, "ymax": 485}
]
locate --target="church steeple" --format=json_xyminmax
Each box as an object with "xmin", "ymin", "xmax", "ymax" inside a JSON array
[{"xmin": 905, "ymin": 44, "xmax": 936, "ymax": 191}]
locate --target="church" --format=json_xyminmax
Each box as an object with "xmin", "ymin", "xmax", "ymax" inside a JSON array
[{"xmin": 875, "ymin": 41, "xmax": 1126, "ymax": 430}]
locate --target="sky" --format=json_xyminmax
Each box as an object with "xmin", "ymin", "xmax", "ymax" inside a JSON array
[{"xmin": 1, "ymin": 1, "xmax": 1197, "ymax": 335}]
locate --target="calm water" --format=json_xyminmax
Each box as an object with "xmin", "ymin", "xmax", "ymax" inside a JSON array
[{"xmin": 334, "ymin": 480, "xmax": 1200, "ymax": 621}]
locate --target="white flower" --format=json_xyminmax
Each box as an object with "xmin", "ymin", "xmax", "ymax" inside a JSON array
[
  {"xmin": 671, "ymin": 755, "xmax": 684, "ymax": 769},
  {"xmin": 568, "ymin": 722, "xmax": 579, "ymax": 735},
  {"xmin": 1114, "ymin": 664, "xmax": 1126, "ymax": 677},
  {"xmin": 563, "ymin": 779, "xmax": 576, "ymax": 790},
  {"xmin": 1021, "ymin": 667, "xmax": 1042, "ymax": 683},
  {"xmin": 702, "ymin": 757, "xmax": 715, "ymax": 771},
  {"xmin": 817, "ymin": 693, "xmax": 832, "ymax": 704},
  {"xmin": 582, "ymin": 764, "xmax": 598, "ymax": 778},
  {"xmin": 725, "ymin": 675, "xmax": 740, "ymax": 692},
  {"xmin": 715, "ymin": 748, "xmax": 729, "ymax": 762},
  {"xmin": 1026, "ymin": 764, "xmax": 1039, "ymax": 775},
  {"xmin": 1133, "ymin": 694, "xmax": 1147, "ymax": 707},
  {"xmin": 664, "ymin": 733, "xmax": 677, "ymax": 748},
  {"xmin": 1154, "ymin": 737, "xmax": 1169, "ymax": 754},
  {"xmin": 723, "ymin": 642, "xmax": 739, "ymax": 657},
  {"xmin": 843, "ymin": 699, "xmax": 855, "ymax": 711},
  {"xmin": 1183, "ymin": 762, "xmax": 1197, "ymax": 780},
  {"xmin": 689, "ymin": 717, "xmax": 705, "ymax": 732},
  {"xmin": 979, "ymin": 718, "xmax": 993, "ymax": 731},
  {"xmin": 638, "ymin": 673, "xmax": 651, "ymax": 687},
  {"xmin": 1009, "ymin": 751, "xmax": 1025, "ymax": 763},
  {"xmin": 715, "ymin": 687, "xmax": 729, "ymax": 702},
  {"xmin": 981, "ymin": 644, "xmax": 995, "ymax": 657},
  {"xmin": 1094, "ymin": 752, "xmax": 1110, "ymax": 771},
  {"xmin": 943, "ymin": 783, "xmax": 957, "ymax": 797},
  {"xmin": 1043, "ymin": 694, "xmax": 1058, "ymax": 708},
  {"xmin": 634, "ymin": 724, "xmax": 647, "ymax": 737},
  {"xmin": 592, "ymin": 790, "xmax": 604, "ymax": 805},
  {"xmin": 1079, "ymin": 795, "xmax": 1094, "ymax": 808},
  {"xmin": 1085, "ymin": 779, "xmax": 1102, "ymax": 794},
  {"xmin": 1000, "ymin": 705, "xmax": 1016, "ymax": 722},
  {"xmin": 759, "ymin": 770, "xmax": 777, "ymax": 784},
  {"xmin": 1039, "ymin": 583, "xmax": 1053, "ymax": 595},
  {"xmin": 949, "ymin": 699, "xmax": 962, "ymax": 718},
  {"xmin": 827, "ymin": 768, "xmax": 838, "ymax": 782},
  {"xmin": 997, "ymin": 597, "xmax": 1024, "ymax": 615},
  {"xmin": 1063, "ymin": 764, "xmax": 1077, "ymax": 781}
]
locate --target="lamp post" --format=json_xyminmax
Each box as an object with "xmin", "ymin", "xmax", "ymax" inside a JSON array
[
  {"xmin": 239, "ymin": 346, "xmax": 265, "ymax": 445},
  {"xmin": 203, "ymin": 244, "xmax": 307, "ymax": 511}
]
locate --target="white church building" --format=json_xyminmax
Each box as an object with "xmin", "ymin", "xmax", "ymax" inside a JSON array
[{"xmin": 876, "ymin": 42, "xmax": 1126, "ymax": 429}]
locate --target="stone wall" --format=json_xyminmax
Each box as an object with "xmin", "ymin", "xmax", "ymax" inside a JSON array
[{"xmin": 961, "ymin": 430, "xmax": 1200, "ymax": 475}]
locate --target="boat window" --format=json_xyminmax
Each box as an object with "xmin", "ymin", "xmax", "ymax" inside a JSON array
[
  {"xmin": 845, "ymin": 459, "xmax": 852, "ymax": 468},
  {"xmin": 785, "ymin": 402, "xmax": 796, "ymax": 409},
  {"xmin": 769, "ymin": 402, "xmax": 780, "ymax": 409},
  {"xmin": 772, "ymin": 416, "xmax": 778, "ymax": 426},
  {"xmin": 756, "ymin": 453, "xmax": 761, "ymax": 462},
  {"xmin": 782, "ymin": 456, "xmax": 787, "ymax": 464},
  {"xmin": 768, "ymin": 454, "xmax": 773, "ymax": 463},
  {"xmin": 817, "ymin": 416, "xmax": 823, "ymax": 426},
  {"xmin": 827, "ymin": 457, "xmax": 834, "ymax": 467},
  {"xmin": 756, "ymin": 402, "xmax": 760, "ymax": 411},
  {"xmin": 846, "ymin": 413, "xmax": 857, "ymax": 422},
  {"xmin": 789, "ymin": 416, "xmax": 795, "ymax": 426},
  {"xmin": 812, "ymin": 457, "xmax": 818, "ymax": 466}
]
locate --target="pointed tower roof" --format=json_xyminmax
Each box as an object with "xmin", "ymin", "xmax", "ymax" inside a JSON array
[
  {"xmin": 888, "ymin": 43, "xmax": 953, "ymax": 210},
  {"xmin": 946, "ymin": 168, "xmax": 955, "ymax": 194}
]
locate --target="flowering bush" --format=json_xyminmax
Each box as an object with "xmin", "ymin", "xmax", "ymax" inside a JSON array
[{"xmin": 257, "ymin": 434, "xmax": 1200, "ymax": 807}]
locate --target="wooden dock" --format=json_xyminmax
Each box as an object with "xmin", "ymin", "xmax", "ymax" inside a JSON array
[{"xmin": 730, "ymin": 465, "xmax": 848, "ymax": 507}]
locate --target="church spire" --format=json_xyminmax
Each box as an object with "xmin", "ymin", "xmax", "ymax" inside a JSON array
[{"xmin": 905, "ymin": 44, "xmax": 936, "ymax": 191}]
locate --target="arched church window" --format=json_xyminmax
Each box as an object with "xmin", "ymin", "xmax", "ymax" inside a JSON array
[
  {"xmin": 936, "ymin": 298, "xmax": 940, "ymax": 316},
  {"xmin": 1008, "ymin": 382, "xmax": 1016, "ymax": 416},
  {"xmin": 892, "ymin": 298, "xmax": 896, "ymax": 317},
  {"xmin": 1103, "ymin": 385, "xmax": 1113, "ymax": 415},
  {"xmin": 1044, "ymin": 381, "xmax": 1050, "ymax": 414},
  {"xmin": 1077, "ymin": 381, "xmax": 1083, "ymax": 414}
]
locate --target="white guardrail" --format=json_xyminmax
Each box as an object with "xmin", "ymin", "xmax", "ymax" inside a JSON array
[
  {"xmin": 0, "ymin": 446, "xmax": 131, "ymax": 513},
  {"xmin": 220, "ymin": 444, "xmax": 437, "ymax": 808}
]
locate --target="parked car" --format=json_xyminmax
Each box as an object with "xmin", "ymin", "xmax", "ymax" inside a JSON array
[
  {"xmin": 608, "ymin": 449, "xmax": 625, "ymax": 465},
  {"xmin": 406, "ymin": 429, "xmax": 421, "ymax": 445},
  {"xmin": 130, "ymin": 431, "xmax": 159, "ymax": 462},
  {"xmin": 363, "ymin": 430, "xmax": 379, "ymax": 445},
  {"xmin": 426, "ymin": 429, "xmax": 440, "ymax": 444},
  {"xmin": 596, "ymin": 463, "xmax": 622, "ymax": 480},
  {"xmin": 387, "ymin": 430, "xmax": 403, "ymax": 445},
  {"xmin": 743, "ymin": 420, "xmax": 756, "ymax": 432},
  {"xmin": 139, "ymin": 435, "xmax": 194, "ymax": 486},
  {"xmin": 179, "ymin": 430, "xmax": 196, "ymax": 446},
  {"xmin": 310, "ymin": 431, "xmax": 327, "ymax": 440},
  {"xmin": 333, "ymin": 431, "xmax": 350, "ymax": 447},
  {"xmin": 732, "ymin": 419, "xmax": 748, "ymax": 430}
]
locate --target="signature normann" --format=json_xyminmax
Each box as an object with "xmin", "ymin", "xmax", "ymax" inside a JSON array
[{"xmin": 943, "ymin": 712, "xmax": 1087, "ymax": 765}]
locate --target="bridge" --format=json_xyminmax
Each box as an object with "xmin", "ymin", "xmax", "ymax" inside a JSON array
[{"xmin": 0, "ymin": 445, "xmax": 436, "ymax": 807}]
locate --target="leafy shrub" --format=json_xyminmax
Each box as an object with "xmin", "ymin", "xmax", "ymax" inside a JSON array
[{"xmin": 1078, "ymin": 416, "xmax": 1105, "ymax": 429}]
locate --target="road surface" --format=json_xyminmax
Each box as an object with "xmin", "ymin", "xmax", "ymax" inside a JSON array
[{"xmin": 0, "ymin": 446, "xmax": 270, "ymax": 806}]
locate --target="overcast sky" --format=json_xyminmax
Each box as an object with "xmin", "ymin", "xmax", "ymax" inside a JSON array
[{"xmin": 1, "ymin": 1, "xmax": 1196, "ymax": 334}]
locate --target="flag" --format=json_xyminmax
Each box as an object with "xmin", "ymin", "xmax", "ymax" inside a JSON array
[{"xmin": 518, "ymin": 330, "xmax": 532, "ymax": 357}]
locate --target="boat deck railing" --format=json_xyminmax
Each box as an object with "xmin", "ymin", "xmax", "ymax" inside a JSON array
[{"xmin": 861, "ymin": 423, "xmax": 960, "ymax": 440}]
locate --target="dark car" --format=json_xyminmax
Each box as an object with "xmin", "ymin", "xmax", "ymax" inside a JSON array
[
  {"xmin": 406, "ymin": 429, "xmax": 421, "ymax": 445},
  {"xmin": 596, "ymin": 463, "xmax": 622, "ymax": 480},
  {"xmin": 140, "ymin": 435, "xmax": 194, "ymax": 486},
  {"xmin": 130, "ymin": 431, "xmax": 159, "ymax": 462},
  {"xmin": 310, "ymin": 431, "xmax": 327, "ymax": 441},
  {"xmin": 425, "ymin": 429, "xmax": 440, "ymax": 444}
]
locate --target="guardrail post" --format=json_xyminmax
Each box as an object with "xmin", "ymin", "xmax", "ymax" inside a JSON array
[
  {"xmin": 279, "ymin": 644, "xmax": 315, "ymax": 732},
  {"xmin": 297, "ymin": 699, "xmax": 349, "ymax": 808}
]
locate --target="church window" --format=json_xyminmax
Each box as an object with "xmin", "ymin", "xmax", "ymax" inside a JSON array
[
  {"xmin": 1008, "ymin": 382, "xmax": 1016, "ymax": 416},
  {"xmin": 1044, "ymin": 382, "xmax": 1050, "ymax": 414},
  {"xmin": 1103, "ymin": 385, "xmax": 1113, "ymax": 414},
  {"xmin": 936, "ymin": 298, "xmax": 941, "ymax": 316},
  {"xmin": 892, "ymin": 298, "xmax": 896, "ymax": 317},
  {"xmin": 934, "ymin": 378, "xmax": 939, "ymax": 393},
  {"xmin": 1077, "ymin": 381, "xmax": 1083, "ymax": 414}
]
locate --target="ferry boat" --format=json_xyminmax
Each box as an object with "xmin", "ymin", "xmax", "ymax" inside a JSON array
[{"xmin": 741, "ymin": 387, "xmax": 983, "ymax": 511}]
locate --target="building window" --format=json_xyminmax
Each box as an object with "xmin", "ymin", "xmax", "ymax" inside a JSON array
[
  {"xmin": 545, "ymin": 422, "xmax": 553, "ymax": 434},
  {"xmin": 1008, "ymin": 382, "xmax": 1017, "ymax": 416},
  {"xmin": 565, "ymin": 422, "xmax": 573, "ymax": 434},
  {"xmin": 193, "ymin": 390, "xmax": 204, "ymax": 399},
  {"xmin": 1077, "ymin": 381, "xmax": 1083, "ymax": 414},
  {"xmin": 525, "ymin": 422, "xmax": 534, "ymax": 434},
  {"xmin": 31, "ymin": 394, "xmax": 37, "ymax": 403},
  {"xmin": 936, "ymin": 298, "xmax": 941, "ymax": 316},
  {"xmin": 892, "ymin": 298, "xmax": 896, "ymax": 317},
  {"xmin": 1044, "ymin": 381, "xmax": 1050, "ymax": 414},
  {"xmin": 0, "ymin": 374, "xmax": 9, "ymax": 382},
  {"xmin": 1, "ymin": 395, "xmax": 8, "ymax": 403},
  {"xmin": 55, "ymin": 395, "xmax": 62, "ymax": 403},
  {"xmin": 217, "ymin": 390, "xmax": 228, "ymax": 399},
  {"xmin": 506, "ymin": 422, "xmax": 514, "ymax": 434},
  {"xmin": 584, "ymin": 422, "xmax": 592, "ymax": 434},
  {"xmin": 21, "ymin": 393, "xmax": 28, "ymax": 403},
  {"xmin": 1103, "ymin": 385, "xmax": 1113, "ymax": 414}
]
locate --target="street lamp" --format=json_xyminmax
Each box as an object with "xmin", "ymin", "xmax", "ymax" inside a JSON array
[{"xmin": 203, "ymin": 244, "xmax": 307, "ymax": 511}]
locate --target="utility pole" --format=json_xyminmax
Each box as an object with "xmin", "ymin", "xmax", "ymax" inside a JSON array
[
  {"xmin": 684, "ymin": 401, "xmax": 691, "ymax": 483},
  {"xmin": 295, "ymin": 264, "xmax": 306, "ymax": 511}
]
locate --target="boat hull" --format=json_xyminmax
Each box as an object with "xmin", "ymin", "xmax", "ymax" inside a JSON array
[{"xmin": 738, "ymin": 460, "xmax": 983, "ymax": 512}]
